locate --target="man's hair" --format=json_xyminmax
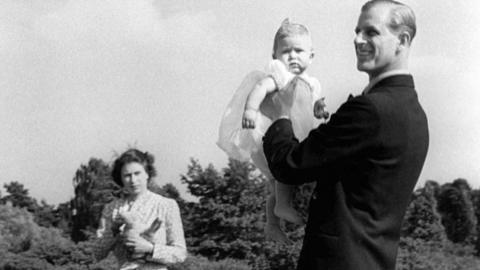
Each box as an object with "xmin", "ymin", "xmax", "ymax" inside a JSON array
[
  {"xmin": 272, "ymin": 18, "xmax": 311, "ymax": 58},
  {"xmin": 362, "ymin": 0, "xmax": 416, "ymax": 43},
  {"xmin": 111, "ymin": 148, "xmax": 157, "ymax": 187}
]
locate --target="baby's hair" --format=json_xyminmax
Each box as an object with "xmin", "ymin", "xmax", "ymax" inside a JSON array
[
  {"xmin": 272, "ymin": 18, "xmax": 311, "ymax": 58},
  {"xmin": 111, "ymin": 148, "xmax": 157, "ymax": 187}
]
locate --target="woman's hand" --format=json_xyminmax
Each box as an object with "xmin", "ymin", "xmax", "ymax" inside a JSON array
[{"xmin": 123, "ymin": 232, "xmax": 154, "ymax": 258}]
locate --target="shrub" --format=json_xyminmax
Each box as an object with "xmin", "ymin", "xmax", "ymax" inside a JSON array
[
  {"xmin": 396, "ymin": 237, "xmax": 480, "ymax": 270},
  {"xmin": 170, "ymin": 255, "xmax": 251, "ymax": 270}
]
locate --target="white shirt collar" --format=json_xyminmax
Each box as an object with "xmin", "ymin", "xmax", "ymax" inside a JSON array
[{"xmin": 362, "ymin": 69, "xmax": 410, "ymax": 95}]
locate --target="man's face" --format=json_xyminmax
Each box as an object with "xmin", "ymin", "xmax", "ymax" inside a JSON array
[
  {"xmin": 274, "ymin": 35, "xmax": 313, "ymax": 75},
  {"xmin": 354, "ymin": 4, "xmax": 401, "ymax": 78}
]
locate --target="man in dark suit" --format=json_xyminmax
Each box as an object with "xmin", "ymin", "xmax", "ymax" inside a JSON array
[{"xmin": 262, "ymin": 1, "xmax": 429, "ymax": 269}]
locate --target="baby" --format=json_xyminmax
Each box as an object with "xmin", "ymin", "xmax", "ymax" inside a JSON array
[{"xmin": 218, "ymin": 18, "xmax": 328, "ymax": 243}]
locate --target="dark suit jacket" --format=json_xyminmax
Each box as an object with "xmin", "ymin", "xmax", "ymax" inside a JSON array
[{"xmin": 263, "ymin": 75, "xmax": 429, "ymax": 270}]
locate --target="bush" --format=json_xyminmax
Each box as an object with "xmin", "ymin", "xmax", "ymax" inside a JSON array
[
  {"xmin": 170, "ymin": 255, "xmax": 251, "ymax": 270},
  {"xmin": 0, "ymin": 252, "xmax": 54, "ymax": 270},
  {"xmin": 396, "ymin": 237, "xmax": 480, "ymax": 270}
]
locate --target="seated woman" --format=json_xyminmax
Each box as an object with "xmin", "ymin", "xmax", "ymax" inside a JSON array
[{"xmin": 95, "ymin": 148, "xmax": 187, "ymax": 270}]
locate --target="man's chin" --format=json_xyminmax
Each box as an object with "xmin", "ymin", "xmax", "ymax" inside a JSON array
[{"xmin": 357, "ymin": 62, "xmax": 372, "ymax": 72}]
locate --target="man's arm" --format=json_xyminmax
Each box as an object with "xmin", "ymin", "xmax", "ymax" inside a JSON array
[{"xmin": 263, "ymin": 96, "xmax": 380, "ymax": 185}]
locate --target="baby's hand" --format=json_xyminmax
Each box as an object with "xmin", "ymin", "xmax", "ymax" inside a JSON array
[
  {"xmin": 314, "ymin": 98, "xmax": 329, "ymax": 120},
  {"xmin": 242, "ymin": 108, "xmax": 257, "ymax": 129}
]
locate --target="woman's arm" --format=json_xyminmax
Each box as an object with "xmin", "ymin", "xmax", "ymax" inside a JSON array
[{"xmin": 146, "ymin": 200, "xmax": 187, "ymax": 264}]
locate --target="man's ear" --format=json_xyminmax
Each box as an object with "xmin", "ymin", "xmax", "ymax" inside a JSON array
[{"xmin": 397, "ymin": 31, "xmax": 411, "ymax": 53}]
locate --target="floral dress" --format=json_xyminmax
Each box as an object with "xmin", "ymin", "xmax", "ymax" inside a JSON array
[{"xmin": 95, "ymin": 191, "xmax": 187, "ymax": 270}]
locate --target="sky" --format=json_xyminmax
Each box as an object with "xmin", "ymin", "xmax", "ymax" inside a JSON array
[{"xmin": 1, "ymin": 0, "xmax": 479, "ymax": 205}]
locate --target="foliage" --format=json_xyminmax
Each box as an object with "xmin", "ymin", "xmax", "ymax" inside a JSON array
[
  {"xmin": 3, "ymin": 153, "xmax": 480, "ymax": 269},
  {"xmin": 180, "ymin": 158, "xmax": 309, "ymax": 269},
  {"xmin": 0, "ymin": 203, "xmax": 37, "ymax": 253},
  {"xmin": 436, "ymin": 180, "xmax": 477, "ymax": 244},
  {"xmin": 33, "ymin": 199, "xmax": 61, "ymax": 228},
  {"xmin": 0, "ymin": 182, "xmax": 38, "ymax": 212},
  {"xmin": 396, "ymin": 237, "xmax": 479, "ymax": 270},
  {"xmin": 471, "ymin": 189, "xmax": 480, "ymax": 255},
  {"xmin": 0, "ymin": 203, "xmax": 97, "ymax": 269},
  {"xmin": 181, "ymin": 159, "xmax": 267, "ymax": 261},
  {"xmin": 401, "ymin": 181, "xmax": 446, "ymax": 242},
  {"xmin": 170, "ymin": 255, "xmax": 251, "ymax": 270},
  {"xmin": 71, "ymin": 158, "xmax": 120, "ymax": 242}
]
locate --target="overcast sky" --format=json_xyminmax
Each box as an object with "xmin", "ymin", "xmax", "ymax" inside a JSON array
[{"xmin": 1, "ymin": 0, "xmax": 479, "ymax": 205}]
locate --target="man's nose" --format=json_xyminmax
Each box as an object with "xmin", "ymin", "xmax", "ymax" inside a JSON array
[
  {"xmin": 289, "ymin": 50, "xmax": 297, "ymax": 58},
  {"xmin": 354, "ymin": 32, "xmax": 366, "ymax": 45}
]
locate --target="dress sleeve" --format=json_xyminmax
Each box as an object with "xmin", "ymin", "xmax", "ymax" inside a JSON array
[
  {"xmin": 310, "ymin": 77, "xmax": 322, "ymax": 103},
  {"xmin": 265, "ymin": 60, "xmax": 294, "ymax": 89},
  {"xmin": 147, "ymin": 200, "xmax": 187, "ymax": 264},
  {"xmin": 263, "ymin": 95, "xmax": 380, "ymax": 185},
  {"xmin": 94, "ymin": 202, "xmax": 119, "ymax": 261}
]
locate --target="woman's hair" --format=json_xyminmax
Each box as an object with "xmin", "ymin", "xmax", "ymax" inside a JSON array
[
  {"xmin": 361, "ymin": 0, "xmax": 416, "ymax": 43},
  {"xmin": 272, "ymin": 18, "xmax": 311, "ymax": 58},
  {"xmin": 111, "ymin": 148, "xmax": 157, "ymax": 187}
]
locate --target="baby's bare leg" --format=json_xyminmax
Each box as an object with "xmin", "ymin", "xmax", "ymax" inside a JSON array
[
  {"xmin": 250, "ymin": 150, "xmax": 291, "ymax": 244},
  {"xmin": 274, "ymin": 181, "xmax": 303, "ymax": 225},
  {"xmin": 265, "ymin": 179, "xmax": 291, "ymax": 244}
]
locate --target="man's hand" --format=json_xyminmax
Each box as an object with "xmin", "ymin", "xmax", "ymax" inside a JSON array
[{"xmin": 242, "ymin": 108, "xmax": 257, "ymax": 129}]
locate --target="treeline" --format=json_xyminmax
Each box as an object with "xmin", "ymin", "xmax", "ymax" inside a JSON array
[{"xmin": 0, "ymin": 157, "xmax": 480, "ymax": 269}]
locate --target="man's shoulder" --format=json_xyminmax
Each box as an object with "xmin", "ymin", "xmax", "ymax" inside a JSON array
[{"xmin": 370, "ymin": 74, "xmax": 415, "ymax": 93}]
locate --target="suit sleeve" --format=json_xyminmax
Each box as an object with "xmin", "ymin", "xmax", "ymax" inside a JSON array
[{"xmin": 263, "ymin": 96, "xmax": 380, "ymax": 185}]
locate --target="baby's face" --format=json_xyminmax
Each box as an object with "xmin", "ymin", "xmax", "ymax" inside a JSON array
[{"xmin": 274, "ymin": 34, "xmax": 314, "ymax": 75}]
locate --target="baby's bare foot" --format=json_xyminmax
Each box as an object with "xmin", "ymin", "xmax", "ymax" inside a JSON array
[
  {"xmin": 265, "ymin": 223, "xmax": 292, "ymax": 245},
  {"xmin": 274, "ymin": 206, "xmax": 304, "ymax": 225}
]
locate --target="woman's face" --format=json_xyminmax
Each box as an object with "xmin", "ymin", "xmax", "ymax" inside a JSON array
[{"xmin": 121, "ymin": 162, "xmax": 149, "ymax": 197}]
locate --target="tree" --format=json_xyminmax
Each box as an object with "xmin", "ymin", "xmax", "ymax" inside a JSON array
[
  {"xmin": 180, "ymin": 158, "xmax": 307, "ymax": 269},
  {"xmin": 148, "ymin": 181, "xmax": 186, "ymax": 206},
  {"xmin": 470, "ymin": 188, "xmax": 480, "ymax": 255},
  {"xmin": 401, "ymin": 181, "xmax": 445, "ymax": 242},
  {"xmin": 181, "ymin": 158, "xmax": 267, "ymax": 261},
  {"xmin": 0, "ymin": 203, "xmax": 110, "ymax": 270},
  {"xmin": 71, "ymin": 158, "xmax": 120, "ymax": 242},
  {"xmin": 397, "ymin": 180, "xmax": 480, "ymax": 270},
  {"xmin": 437, "ymin": 180, "xmax": 477, "ymax": 244},
  {"xmin": 33, "ymin": 199, "xmax": 59, "ymax": 228},
  {"xmin": 0, "ymin": 181, "xmax": 38, "ymax": 212}
]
